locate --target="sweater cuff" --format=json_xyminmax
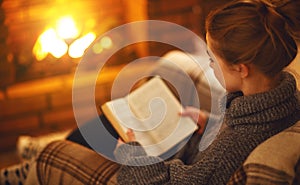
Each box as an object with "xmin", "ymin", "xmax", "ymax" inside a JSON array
[{"xmin": 114, "ymin": 141, "xmax": 147, "ymax": 164}]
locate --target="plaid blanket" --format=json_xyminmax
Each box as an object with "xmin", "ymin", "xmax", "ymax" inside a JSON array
[
  {"xmin": 228, "ymin": 121, "xmax": 300, "ymax": 185},
  {"xmin": 36, "ymin": 140, "xmax": 120, "ymax": 185},
  {"xmin": 33, "ymin": 122, "xmax": 300, "ymax": 185}
]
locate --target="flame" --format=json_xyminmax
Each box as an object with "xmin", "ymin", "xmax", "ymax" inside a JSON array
[
  {"xmin": 33, "ymin": 28, "xmax": 68, "ymax": 61},
  {"xmin": 56, "ymin": 16, "xmax": 79, "ymax": 39},
  {"xmin": 68, "ymin": 32, "xmax": 96, "ymax": 58},
  {"xmin": 33, "ymin": 16, "xmax": 98, "ymax": 60}
]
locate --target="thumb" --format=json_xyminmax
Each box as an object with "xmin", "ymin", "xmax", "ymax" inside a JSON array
[{"xmin": 126, "ymin": 129, "xmax": 136, "ymax": 141}]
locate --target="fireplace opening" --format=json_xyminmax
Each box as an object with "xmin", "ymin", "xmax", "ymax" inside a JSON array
[{"xmin": 1, "ymin": 0, "xmax": 132, "ymax": 83}]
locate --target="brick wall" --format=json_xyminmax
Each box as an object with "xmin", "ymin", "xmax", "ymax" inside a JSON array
[
  {"xmin": 0, "ymin": 0, "xmax": 131, "ymax": 151},
  {"xmin": 146, "ymin": 0, "xmax": 202, "ymax": 56},
  {"xmin": 0, "ymin": 0, "xmax": 14, "ymax": 87},
  {"xmin": 0, "ymin": 65, "xmax": 123, "ymax": 151}
]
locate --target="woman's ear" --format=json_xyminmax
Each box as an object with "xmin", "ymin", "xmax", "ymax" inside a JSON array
[
  {"xmin": 233, "ymin": 64, "xmax": 249, "ymax": 78},
  {"xmin": 239, "ymin": 64, "xmax": 249, "ymax": 78}
]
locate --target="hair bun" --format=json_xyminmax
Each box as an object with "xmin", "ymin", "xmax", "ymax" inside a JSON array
[
  {"xmin": 273, "ymin": 0, "xmax": 300, "ymax": 40},
  {"xmin": 261, "ymin": 0, "xmax": 290, "ymax": 7}
]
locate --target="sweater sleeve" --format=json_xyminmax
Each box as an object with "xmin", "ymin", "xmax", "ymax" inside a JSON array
[{"xmin": 114, "ymin": 141, "xmax": 221, "ymax": 185}]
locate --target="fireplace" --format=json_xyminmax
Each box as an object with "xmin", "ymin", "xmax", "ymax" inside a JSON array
[
  {"xmin": 0, "ymin": 0, "xmax": 212, "ymax": 151},
  {"xmin": 1, "ymin": 0, "xmax": 134, "ymax": 83}
]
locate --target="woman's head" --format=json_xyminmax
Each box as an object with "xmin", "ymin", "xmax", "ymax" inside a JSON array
[{"xmin": 205, "ymin": 0, "xmax": 299, "ymax": 79}]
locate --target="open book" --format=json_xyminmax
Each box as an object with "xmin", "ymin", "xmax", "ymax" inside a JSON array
[{"xmin": 101, "ymin": 76, "xmax": 198, "ymax": 156}]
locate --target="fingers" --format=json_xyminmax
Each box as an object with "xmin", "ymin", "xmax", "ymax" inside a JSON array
[
  {"xmin": 179, "ymin": 106, "xmax": 209, "ymax": 134},
  {"xmin": 116, "ymin": 138, "xmax": 125, "ymax": 148},
  {"xmin": 116, "ymin": 129, "xmax": 136, "ymax": 148},
  {"xmin": 179, "ymin": 106, "xmax": 199, "ymax": 116},
  {"xmin": 179, "ymin": 106, "xmax": 200, "ymax": 123},
  {"xmin": 126, "ymin": 129, "xmax": 136, "ymax": 141},
  {"xmin": 117, "ymin": 129, "xmax": 134, "ymax": 145}
]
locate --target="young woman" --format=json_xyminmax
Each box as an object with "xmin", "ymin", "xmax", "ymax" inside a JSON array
[
  {"xmin": 113, "ymin": 0, "xmax": 300, "ymax": 184},
  {"xmin": 2, "ymin": 0, "xmax": 299, "ymax": 184}
]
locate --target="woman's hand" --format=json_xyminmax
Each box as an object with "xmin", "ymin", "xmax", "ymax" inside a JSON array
[
  {"xmin": 179, "ymin": 106, "xmax": 208, "ymax": 134},
  {"xmin": 116, "ymin": 129, "xmax": 136, "ymax": 148}
]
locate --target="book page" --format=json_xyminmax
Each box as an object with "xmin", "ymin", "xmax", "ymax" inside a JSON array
[
  {"xmin": 127, "ymin": 77, "xmax": 198, "ymax": 155},
  {"xmin": 103, "ymin": 98, "xmax": 159, "ymax": 146}
]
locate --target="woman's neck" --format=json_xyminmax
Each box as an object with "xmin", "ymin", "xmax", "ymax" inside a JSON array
[{"xmin": 241, "ymin": 72, "xmax": 281, "ymax": 96}]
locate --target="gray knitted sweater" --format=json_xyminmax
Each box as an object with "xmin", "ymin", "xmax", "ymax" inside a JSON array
[{"xmin": 114, "ymin": 72, "xmax": 300, "ymax": 185}]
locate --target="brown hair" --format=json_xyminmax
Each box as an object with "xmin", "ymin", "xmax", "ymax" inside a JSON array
[{"xmin": 205, "ymin": 0, "xmax": 300, "ymax": 77}]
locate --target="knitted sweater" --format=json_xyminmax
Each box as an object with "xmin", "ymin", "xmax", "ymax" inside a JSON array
[{"xmin": 114, "ymin": 72, "xmax": 300, "ymax": 185}]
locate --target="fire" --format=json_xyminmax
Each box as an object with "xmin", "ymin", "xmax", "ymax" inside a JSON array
[
  {"xmin": 33, "ymin": 28, "xmax": 68, "ymax": 61},
  {"xmin": 56, "ymin": 16, "xmax": 80, "ymax": 40},
  {"xmin": 68, "ymin": 32, "xmax": 96, "ymax": 58},
  {"xmin": 33, "ymin": 16, "xmax": 97, "ymax": 61}
]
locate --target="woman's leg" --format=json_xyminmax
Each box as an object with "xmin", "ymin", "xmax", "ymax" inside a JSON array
[
  {"xmin": 1, "ymin": 114, "xmax": 119, "ymax": 185},
  {"xmin": 36, "ymin": 140, "xmax": 120, "ymax": 185},
  {"xmin": 66, "ymin": 114, "xmax": 119, "ymax": 159}
]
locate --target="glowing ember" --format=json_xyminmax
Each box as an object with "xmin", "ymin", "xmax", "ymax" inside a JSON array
[
  {"xmin": 33, "ymin": 16, "xmax": 97, "ymax": 60},
  {"xmin": 56, "ymin": 16, "xmax": 80, "ymax": 40},
  {"xmin": 68, "ymin": 32, "xmax": 96, "ymax": 58},
  {"xmin": 100, "ymin": 36, "xmax": 113, "ymax": 49},
  {"xmin": 33, "ymin": 28, "xmax": 68, "ymax": 61},
  {"xmin": 92, "ymin": 36, "xmax": 113, "ymax": 54}
]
